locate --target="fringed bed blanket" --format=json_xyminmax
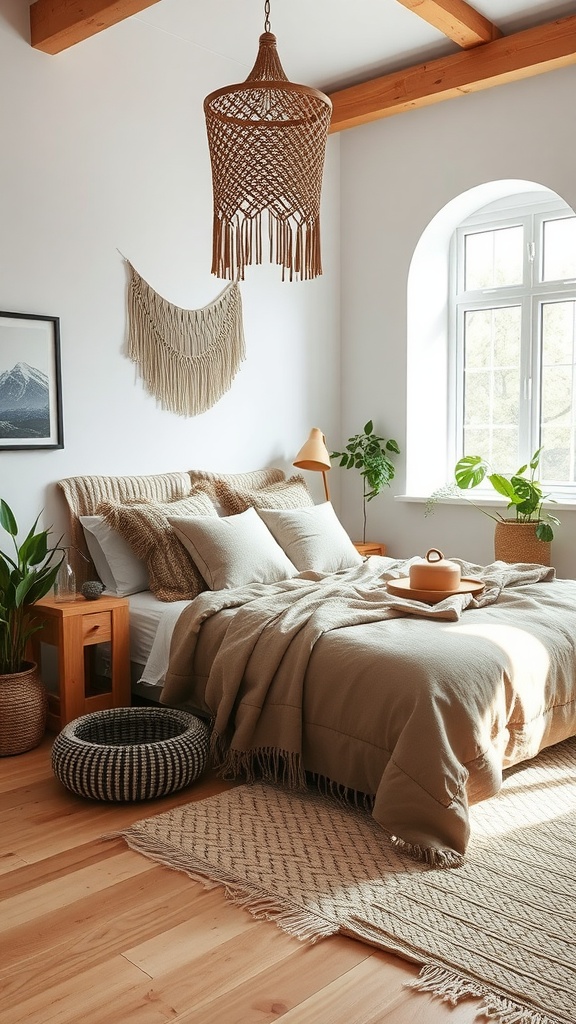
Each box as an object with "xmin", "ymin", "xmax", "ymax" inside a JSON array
[{"xmin": 161, "ymin": 557, "xmax": 576, "ymax": 866}]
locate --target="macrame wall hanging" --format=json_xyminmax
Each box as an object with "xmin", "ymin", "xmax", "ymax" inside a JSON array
[{"xmin": 124, "ymin": 259, "xmax": 245, "ymax": 417}]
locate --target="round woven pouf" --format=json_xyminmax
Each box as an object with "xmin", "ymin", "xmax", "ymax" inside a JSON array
[{"xmin": 51, "ymin": 706, "xmax": 210, "ymax": 801}]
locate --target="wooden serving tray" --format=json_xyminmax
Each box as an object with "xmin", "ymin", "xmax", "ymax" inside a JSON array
[{"xmin": 386, "ymin": 577, "xmax": 485, "ymax": 604}]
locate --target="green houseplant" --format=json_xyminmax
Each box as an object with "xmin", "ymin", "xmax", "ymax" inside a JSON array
[
  {"xmin": 0, "ymin": 500, "xmax": 62, "ymax": 756},
  {"xmin": 427, "ymin": 446, "xmax": 560, "ymax": 564},
  {"xmin": 331, "ymin": 421, "xmax": 400, "ymax": 543}
]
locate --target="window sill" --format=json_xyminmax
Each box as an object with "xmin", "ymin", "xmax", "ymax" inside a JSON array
[{"xmin": 395, "ymin": 494, "xmax": 576, "ymax": 513}]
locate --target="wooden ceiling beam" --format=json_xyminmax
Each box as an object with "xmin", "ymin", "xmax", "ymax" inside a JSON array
[
  {"xmin": 395, "ymin": 0, "xmax": 502, "ymax": 48},
  {"xmin": 329, "ymin": 15, "xmax": 576, "ymax": 133},
  {"xmin": 30, "ymin": 0, "xmax": 162, "ymax": 55}
]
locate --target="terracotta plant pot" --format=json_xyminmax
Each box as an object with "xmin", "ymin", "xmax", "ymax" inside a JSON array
[
  {"xmin": 494, "ymin": 521, "xmax": 551, "ymax": 567},
  {"xmin": 0, "ymin": 662, "xmax": 48, "ymax": 756}
]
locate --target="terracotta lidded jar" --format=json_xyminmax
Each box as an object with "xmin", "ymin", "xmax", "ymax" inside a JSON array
[{"xmin": 409, "ymin": 548, "xmax": 461, "ymax": 592}]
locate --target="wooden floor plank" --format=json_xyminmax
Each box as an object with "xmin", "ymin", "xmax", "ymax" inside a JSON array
[
  {"xmin": 123, "ymin": 888, "xmax": 265, "ymax": 974},
  {"xmin": 1, "ymin": 869, "xmax": 206, "ymax": 1002},
  {"xmin": 169, "ymin": 938, "xmax": 378, "ymax": 1023},
  {"xmin": 0, "ymin": 837, "xmax": 124, "ymax": 898},
  {"xmin": 1, "ymin": 957, "xmax": 151, "ymax": 1024},
  {"xmin": 1, "ymin": 849, "xmax": 153, "ymax": 930}
]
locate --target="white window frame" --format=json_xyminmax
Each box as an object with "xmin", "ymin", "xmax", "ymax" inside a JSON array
[{"xmin": 448, "ymin": 194, "xmax": 576, "ymax": 498}]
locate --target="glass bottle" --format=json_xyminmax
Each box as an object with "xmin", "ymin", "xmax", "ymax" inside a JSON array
[{"xmin": 54, "ymin": 551, "xmax": 76, "ymax": 602}]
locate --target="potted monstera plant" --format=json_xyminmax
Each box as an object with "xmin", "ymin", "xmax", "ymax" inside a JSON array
[
  {"xmin": 428, "ymin": 446, "xmax": 560, "ymax": 566},
  {"xmin": 0, "ymin": 500, "xmax": 62, "ymax": 756}
]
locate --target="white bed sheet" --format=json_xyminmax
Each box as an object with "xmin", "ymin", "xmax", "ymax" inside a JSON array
[{"xmin": 128, "ymin": 591, "xmax": 191, "ymax": 694}]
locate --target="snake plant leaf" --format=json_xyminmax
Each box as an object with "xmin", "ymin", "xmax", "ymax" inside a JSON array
[{"xmin": 0, "ymin": 500, "xmax": 17, "ymax": 536}]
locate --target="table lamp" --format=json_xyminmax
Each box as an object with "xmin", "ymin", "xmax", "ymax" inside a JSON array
[{"xmin": 293, "ymin": 427, "xmax": 331, "ymax": 501}]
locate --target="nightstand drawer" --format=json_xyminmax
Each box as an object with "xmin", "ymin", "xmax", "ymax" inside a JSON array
[{"xmin": 82, "ymin": 611, "xmax": 112, "ymax": 645}]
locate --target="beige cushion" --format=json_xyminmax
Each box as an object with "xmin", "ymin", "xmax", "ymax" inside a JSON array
[
  {"xmin": 257, "ymin": 502, "xmax": 363, "ymax": 573},
  {"xmin": 80, "ymin": 514, "xmax": 149, "ymax": 596},
  {"xmin": 189, "ymin": 467, "xmax": 285, "ymax": 491},
  {"xmin": 168, "ymin": 507, "xmax": 298, "ymax": 590},
  {"xmin": 211, "ymin": 474, "xmax": 314, "ymax": 516},
  {"xmin": 97, "ymin": 491, "xmax": 218, "ymax": 601}
]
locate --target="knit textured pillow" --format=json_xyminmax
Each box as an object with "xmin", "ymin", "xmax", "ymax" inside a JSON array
[
  {"xmin": 188, "ymin": 467, "xmax": 286, "ymax": 509},
  {"xmin": 208, "ymin": 474, "xmax": 314, "ymax": 516},
  {"xmin": 97, "ymin": 491, "xmax": 218, "ymax": 601}
]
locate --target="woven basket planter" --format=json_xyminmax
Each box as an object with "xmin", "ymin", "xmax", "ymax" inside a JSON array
[
  {"xmin": 52, "ymin": 706, "xmax": 210, "ymax": 801},
  {"xmin": 494, "ymin": 521, "xmax": 551, "ymax": 566},
  {"xmin": 0, "ymin": 662, "xmax": 47, "ymax": 757}
]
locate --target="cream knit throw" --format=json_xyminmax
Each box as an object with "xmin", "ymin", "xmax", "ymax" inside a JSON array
[{"xmin": 126, "ymin": 261, "xmax": 245, "ymax": 416}]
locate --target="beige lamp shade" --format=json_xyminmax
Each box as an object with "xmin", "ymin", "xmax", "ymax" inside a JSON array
[{"xmin": 293, "ymin": 428, "xmax": 331, "ymax": 500}]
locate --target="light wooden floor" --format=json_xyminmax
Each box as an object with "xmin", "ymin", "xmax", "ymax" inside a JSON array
[{"xmin": 0, "ymin": 736, "xmax": 484, "ymax": 1024}]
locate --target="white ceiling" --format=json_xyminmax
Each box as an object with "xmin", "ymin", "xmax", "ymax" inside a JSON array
[{"xmin": 134, "ymin": 0, "xmax": 576, "ymax": 92}]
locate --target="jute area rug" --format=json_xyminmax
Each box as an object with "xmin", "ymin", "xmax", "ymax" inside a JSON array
[{"xmin": 113, "ymin": 737, "xmax": 576, "ymax": 1024}]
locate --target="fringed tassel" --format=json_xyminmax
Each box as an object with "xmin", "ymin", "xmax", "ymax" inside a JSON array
[
  {"xmin": 224, "ymin": 889, "xmax": 337, "ymax": 943},
  {"xmin": 126, "ymin": 263, "xmax": 245, "ymax": 417},
  {"xmin": 310, "ymin": 771, "xmax": 375, "ymax": 813},
  {"xmin": 212, "ymin": 213, "xmax": 322, "ymax": 281},
  {"xmin": 409, "ymin": 964, "xmax": 484, "ymax": 1004},
  {"xmin": 479, "ymin": 993, "xmax": 563, "ymax": 1024},
  {"xmin": 210, "ymin": 731, "xmax": 307, "ymax": 790},
  {"xmin": 410, "ymin": 965, "xmax": 562, "ymax": 1024},
  {"xmin": 389, "ymin": 833, "xmax": 465, "ymax": 869}
]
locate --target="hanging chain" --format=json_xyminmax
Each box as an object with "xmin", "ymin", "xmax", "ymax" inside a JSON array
[{"xmin": 264, "ymin": 0, "xmax": 271, "ymax": 32}]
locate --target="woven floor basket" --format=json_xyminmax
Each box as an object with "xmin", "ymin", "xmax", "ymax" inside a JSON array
[
  {"xmin": 0, "ymin": 662, "xmax": 47, "ymax": 757},
  {"xmin": 52, "ymin": 706, "xmax": 210, "ymax": 801},
  {"xmin": 494, "ymin": 521, "xmax": 551, "ymax": 566}
]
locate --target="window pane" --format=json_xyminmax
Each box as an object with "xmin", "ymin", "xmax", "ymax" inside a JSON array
[
  {"xmin": 463, "ymin": 306, "xmax": 521, "ymax": 468},
  {"xmin": 542, "ymin": 217, "xmax": 576, "ymax": 282},
  {"xmin": 541, "ymin": 300, "xmax": 576, "ymax": 483},
  {"xmin": 465, "ymin": 226, "xmax": 523, "ymax": 291}
]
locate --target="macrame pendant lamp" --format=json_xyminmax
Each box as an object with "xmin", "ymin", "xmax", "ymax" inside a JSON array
[{"xmin": 204, "ymin": 0, "xmax": 332, "ymax": 282}]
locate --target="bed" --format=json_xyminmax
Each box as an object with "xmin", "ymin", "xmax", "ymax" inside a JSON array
[{"xmin": 57, "ymin": 469, "xmax": 576, "ymax": 867}]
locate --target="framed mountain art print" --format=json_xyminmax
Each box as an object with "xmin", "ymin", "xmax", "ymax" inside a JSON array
[{"xmin": 0, "ymin": 311, "xmax": 63, "ymax": 450}]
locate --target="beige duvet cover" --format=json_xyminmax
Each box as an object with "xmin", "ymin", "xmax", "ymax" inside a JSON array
[{"xmin": 161, "ymin": 557, "xmax": 576, "ymax": 866}]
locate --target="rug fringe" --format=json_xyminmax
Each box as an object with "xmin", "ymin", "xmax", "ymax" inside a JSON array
[
  {"xmin": 104, "ymin": 827, "xmax": 338, "ymax": 944},
  {"xmin": 225, "ymin": 890, "xmax": 337, "ymax": 943},
  {"xmin": 410, "ymin": 964, "xmax": 566, "ymax": 1024}
]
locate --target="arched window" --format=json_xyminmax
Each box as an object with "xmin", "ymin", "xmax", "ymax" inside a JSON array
[
  {"xmin": 453, "ymin": 192, "xmax": 576, "ymax": 490},
  {"xmin": 406, "ymin": 181, "xmax": 576, "ymax": 501}
]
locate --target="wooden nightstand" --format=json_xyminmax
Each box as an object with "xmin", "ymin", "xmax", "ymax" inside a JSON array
[
  {"xmin": 31, "ymin": 595, "xmax": 131, "ymax": 731},
  {"xmin": 354, "ymin": 542, "xmax": 387, "ymax": 557}
]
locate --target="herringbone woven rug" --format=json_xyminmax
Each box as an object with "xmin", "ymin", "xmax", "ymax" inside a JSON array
[{"xmin": 114, "ymin": 738, "xmax": 576, "ymax": 1024}]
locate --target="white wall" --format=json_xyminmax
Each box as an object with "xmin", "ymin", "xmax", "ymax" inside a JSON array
[
  {"xmin": 0, "ymin": 0, "xmax": 341, "ymax": 544},
  {"xmin": 339, "ymin": 66, "xmax": 576, "ymax": 578}
]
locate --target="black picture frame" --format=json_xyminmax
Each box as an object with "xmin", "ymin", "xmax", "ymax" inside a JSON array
[{"xmin": 0, "ymin": 311, "xmax": 64, "ymax": 451}]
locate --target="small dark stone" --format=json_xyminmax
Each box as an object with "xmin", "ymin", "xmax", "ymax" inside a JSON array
[{"xmin": 81, "ymin": 580, "xmax": 105, "ymax": 601}]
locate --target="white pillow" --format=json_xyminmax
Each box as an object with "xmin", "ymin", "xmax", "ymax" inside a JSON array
[
  {"xmin": 168, "ymin": 507, "xmax": 298, "ymax": 590},
  {"xmin": 80, "ymin": 515, "xmax": 150, "ymax": 596},
  {"xmin": 257, "ymin": 502, "xmax": 363, "ymax": 573}
]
